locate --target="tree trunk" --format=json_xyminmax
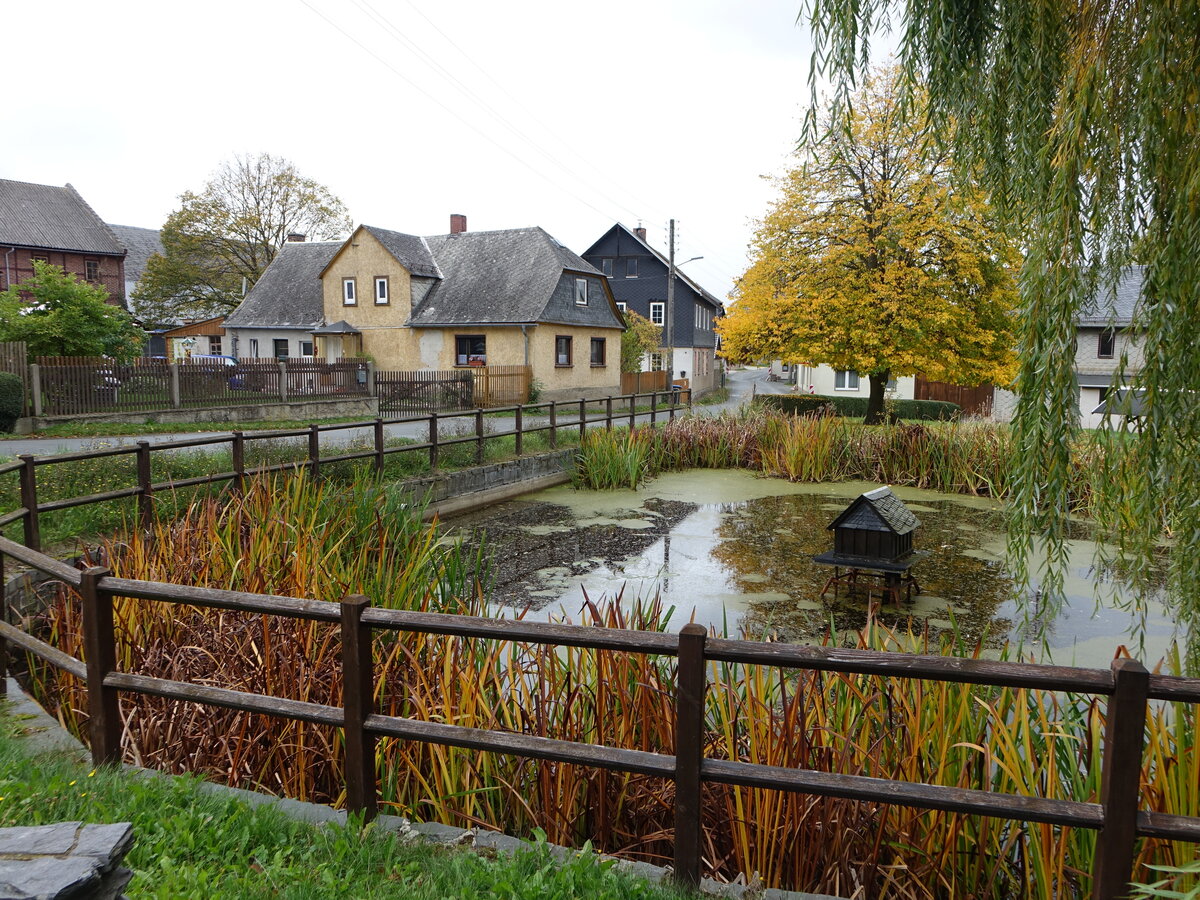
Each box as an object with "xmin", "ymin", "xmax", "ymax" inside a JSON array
[{"xmin": 864, "ymin": 371, "xmax": 890, "ymax": 424}]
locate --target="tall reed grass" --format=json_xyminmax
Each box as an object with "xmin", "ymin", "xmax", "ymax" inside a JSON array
[
  {"xmin": 23, "ymin": 474, "xmax": 1198, "ymax": 896},
  {"xmin": 573, "ymin": 410, "xmax": 1099, "ymax": 512}
]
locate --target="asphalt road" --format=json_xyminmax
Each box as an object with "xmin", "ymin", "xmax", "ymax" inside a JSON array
[{"xmin": 0, "ymin": 368, "xmax": 768, "ymax": 459}]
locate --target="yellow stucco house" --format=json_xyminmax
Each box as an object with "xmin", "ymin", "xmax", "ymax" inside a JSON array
[{"xmin": 224, "ymin": 218, "xmax": 626, "ymax": 400}]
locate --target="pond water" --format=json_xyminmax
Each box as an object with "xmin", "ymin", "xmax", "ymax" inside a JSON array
[{"xmin": 451, "ymin": 470, "xmax": 1175, "ymax": 668}]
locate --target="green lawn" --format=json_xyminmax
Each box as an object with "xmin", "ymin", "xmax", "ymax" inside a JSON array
[{"xmin": 0, "ymin": 707, "xmax": 690, "ymax": 900}]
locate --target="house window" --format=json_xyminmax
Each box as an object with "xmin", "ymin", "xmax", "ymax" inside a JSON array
[
  {"xmin": 834, "ymin": 370, "xmax": 860, "ymax": 391},
  {"xmin": 590, "ymin": 337, "xmax": 606, "ymax": 366},
  {"xmin": 456, "ymin": 334, "xmax": 486, "ymax": 366},
  {"xmin": 1098, "ymin": 329, "xmax": 1116, "ymax": 359},
  {"xmin": 343, "ymin": 278, "xmax": 357, "ymax": 305},
  {"xmin": 649, "ymin": 352, "xmax": 664, "ymax": 371},
  {"xmin": 575, "ymin": 278, "xmax": 588, "ymax": 305},
  {"xmin": 555, "ymin": 335, "xmax": 573, "ymax": 366},
  {"xmin": 85, "ymin": 259, "xmax": 100, "ymax": 282},
  {"xmin": 650, "ymin": 302, "xmax": 665, "ymax": 325},
  {"xmin": 249, "ymin": 339, "xmax": 259, "ymax": 357},
  {"xmin": 616, "ymin": 301, "xmax": 627, "ymax": 313},
  {"xmin": 300, "ymin": 340, "xmax": 314, "ymax": 357},
  {"xmin": 626, "ymin": 258, "xmax": 638, "ymax": 278},
  {"xmin": 273, "ymin": 339, "xmax": 289, "ymax": 360},
  {"xmin": 601, "ymin": 259, "xmax": 613, "ymax": 277},
  {"xmin": 208, "ymin": 336, "xmax": 222, "ymax": 354},
  {"xmin": 375, "ymin": 276, "xmax": 389, "ymax": 305}
]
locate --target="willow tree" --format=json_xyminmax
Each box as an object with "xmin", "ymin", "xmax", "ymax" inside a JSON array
[
  {"xmin": 802, "ymin": 0, "xmax": 1200, "ymax": 657},
  {"xmin": 719, "ymin": 70, "xmax": 1018, "ymax": 423}
]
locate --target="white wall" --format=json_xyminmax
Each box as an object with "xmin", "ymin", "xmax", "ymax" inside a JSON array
[{"xmin": 227, "ymin": 328, "xmax": 314, "ymax": 359}]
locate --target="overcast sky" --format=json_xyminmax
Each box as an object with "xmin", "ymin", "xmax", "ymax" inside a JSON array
[{"xmin": 7, "ymin": 0, "xmax": 826, "ymax": 302}]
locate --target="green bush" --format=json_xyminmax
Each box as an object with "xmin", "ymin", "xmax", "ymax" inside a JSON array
[
  {"xmin": 755, "ymin": 393, "xmax": 960, "ymax": 421},
  {"xmin": 0, "ymin": 372, "xmax": 24, "ymax": 432}
]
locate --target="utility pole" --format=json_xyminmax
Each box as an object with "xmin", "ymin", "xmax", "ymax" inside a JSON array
[{"xmin": 666, "ymin": 218, "xmax": 675, "ymax": 382}]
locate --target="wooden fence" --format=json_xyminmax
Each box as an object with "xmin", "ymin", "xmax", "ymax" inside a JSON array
[
  {"xmin": 622, "ymin": 370, "xmax": 668, "ymax": 395},
  {"xmin": 376, "ymin": 368, "xmax": 475, "ymax": 414},
  {"xmin": 30, "ymin": 357, "xmax": 371, "ymax": 417},
  {"xmin": 0, "ymin": 399, "xmax": 1197, "ymax": 897}
]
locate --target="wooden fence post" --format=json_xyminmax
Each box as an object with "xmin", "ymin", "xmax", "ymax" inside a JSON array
[
  {"xmin": 515, "ymin": 405, "xmax": 523, "ymax": 457},
  {"xmin": 1093, "ymin": 658, "xmax": 1150, "ymax": 900},
  {"xmin": 549, "ymin": 401, "xmax": 557, "ymax": 449},
  {"xmin": 579, "ymin": 398, "xmax": 587, "ymax": 443},
  {"xmin": 429, "ymin": 414, "xmax": 439, "ymax": 470},
  {"xmin": 232, "ymin": 431, "xmax": 245, "ymax": 496},
  {"xmin": 674, "ymin": 623, "xmax": 707, "ymax": 889},
  {"xmin": 279, "ymin": 361, "xmax": 289, "ymax": 403},
  {"xmin": 30, "ymin": 364, "xmax": 42, "ymax": 418},
  {"xmin": 629, "ymin": 393, "xmax": 637, "ymax": 430},
  {"xmin": 341, "ymin": 594, "xmax": 378, "ymax": 822},
  {"xmin": 80, "ymin": 566, "xmax": 121, "ymax": 767},
  {"xmin": 606, "ymin": 397, "xmax": 613, "ymax": 431},
  {"xmin": 18, "ymin": 455, "xmax": 39, "ymax": 552},
  {"xmin": 374, "ymin": 418, "xmax": 385, "ymax": 475},
  {"xmin": 475, "ymin": 408, "xmax": 485, "ymax": 465},
  {"xmin": 0, "ymin": 550, "xmax": 7, "ymax": 699},
  {"xmin": 136, "ymin": 441, "xmax": 153, "ymax": 533},
  {"xmin": 169, "ymin": 364, "xmax": 182, "ymax": 409},
  {"xmin": 308, "ymin": 424, "xmax": 321, "ymax": 480},
  {"xmin": 650, "ymin": 391, "xmax": 658, "ymax": 428}
]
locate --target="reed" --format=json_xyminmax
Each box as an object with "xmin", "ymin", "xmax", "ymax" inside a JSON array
[{"xmin": 23, "ymin": 476, "xmax": 1198, "ymax": 898}]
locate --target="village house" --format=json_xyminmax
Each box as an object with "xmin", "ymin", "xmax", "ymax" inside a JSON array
[{"xmin": 224, "ymin": 216, "xmax": 624, "ymax": 400}]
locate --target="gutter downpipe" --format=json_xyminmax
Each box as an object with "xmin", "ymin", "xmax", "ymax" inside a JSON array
[
  {"xmin": 3, "ymin": 247, "xmax": 13, "ymax": 291},
  {"xmin": 520, "ymin": 324, "xmax": 530, "ymax": 366}
]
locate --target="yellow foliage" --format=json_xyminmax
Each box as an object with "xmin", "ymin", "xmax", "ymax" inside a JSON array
[{"xmin": 718, "ymin": 69, "xmax": 1019, "ymax": 388}]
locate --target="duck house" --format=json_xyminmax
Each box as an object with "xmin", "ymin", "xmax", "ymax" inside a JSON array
[{"xmin": 812, "ymin": 486, "xmax": 927, "ymax": 604}]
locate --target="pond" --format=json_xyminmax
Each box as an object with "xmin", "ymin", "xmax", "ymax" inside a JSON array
[{"xmin": 452, "ymin": 470, "xmax": 1175, "ymax": 667}]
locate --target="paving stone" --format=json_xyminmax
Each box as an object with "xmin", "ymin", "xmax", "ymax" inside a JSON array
[
  {"xmin": 0, "ymin": 822, "xmax": 81, "ymax": 856},
  {"xmin": 0, "ymin": 821, "xmax": 133, "ymax": 899}
]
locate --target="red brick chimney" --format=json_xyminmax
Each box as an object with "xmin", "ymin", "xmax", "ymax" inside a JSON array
[
  {"xmin": 286, "ymin": 233, "xmax": 307, "ymax": 242},
  {"xmin": 450, "ymin": 214, "xmax": 467, "ymax": 234},
  {"xmin": 634, "ymin": 224, "xmax": 647, "ymax": 242}
]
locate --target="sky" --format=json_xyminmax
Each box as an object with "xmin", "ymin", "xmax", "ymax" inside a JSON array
[{"xmin": 6, "ymin": 0, "xmax": 823, "ymax": 303}]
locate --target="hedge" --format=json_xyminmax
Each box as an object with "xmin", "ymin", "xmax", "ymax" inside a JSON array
[
  {"xmin": 755, "ymin": 393, "xmax": 961, "ymax": 421},
  {"xmin": 0, "ymin": 372, "xmax": 23, "ymax": 432}
]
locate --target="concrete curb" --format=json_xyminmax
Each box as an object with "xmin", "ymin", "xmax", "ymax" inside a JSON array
[{"xmin": 2, "ymin": 677, "xmax": 844, "ymax": 900}]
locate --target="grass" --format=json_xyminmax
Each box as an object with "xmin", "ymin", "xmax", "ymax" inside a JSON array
[{"xmin": 0, "ymin": 709, "xmax": 689, "ymax": 900}]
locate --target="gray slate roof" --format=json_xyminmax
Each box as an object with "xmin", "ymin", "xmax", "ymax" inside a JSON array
[
  {"xmin": 828, "ymin": 486, "xmax": 920, "ymax": 535},
  {"xmin": 363, "ymin": 226, "xmax": 441, "ymax": 279},
  {"xmin": 0, "ymin": 179, "xmax": 125, "ymax": 255},
  {"xmin": 410, "ymin": 227, "xmax": 605, "ymax": 326},
  {"xmin": 593, "ymin": 222, "xmax": 724, "ymax": 310},
  {"xmin": 224, "ymin": 241, "xmax": 340, "ymax": 329},
  {"xmin": 1077, "ymin": 266, "xmax": 1143, "ymax": 327},
  {"xmin": 107, "ymin": 224, "xmax": 163, "ymax": 282}
]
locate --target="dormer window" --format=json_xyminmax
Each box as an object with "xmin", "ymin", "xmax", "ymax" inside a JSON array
[
  {"xmin": 575, "ymin": 278, "xmax": 588, "ymax": 305},
  {"xmin": 375, "ymin": 276, "xmax": 389, "ymax": 305},
  {"xmin": 343, "ymin": 278, "xmax": 357, "ymax": 306}
]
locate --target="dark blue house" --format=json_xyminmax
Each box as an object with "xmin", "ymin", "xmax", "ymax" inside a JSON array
[{"xmin": 582, "ymin": 223, "xmax": 724, "ymax": 395}]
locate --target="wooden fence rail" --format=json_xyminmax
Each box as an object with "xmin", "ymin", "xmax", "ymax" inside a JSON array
[{"xmin": 0, "ymin": 392, "xmax": 1198, "ymax": 897}]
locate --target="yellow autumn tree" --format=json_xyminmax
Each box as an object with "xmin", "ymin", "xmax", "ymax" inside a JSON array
[{"xmin": 719, "ymin": 69, "xmax": 1019, "ymax": 423}]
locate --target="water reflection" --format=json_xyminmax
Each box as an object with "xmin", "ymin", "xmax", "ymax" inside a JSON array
[{"xmin": 457, "ymin": 471, "xmax": 1174, "ymax": 667}]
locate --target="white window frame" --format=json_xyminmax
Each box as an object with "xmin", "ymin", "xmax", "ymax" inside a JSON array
[
  {"xmin": 249, "ymin": 338, "xmax": 259, "ymax": 357},
  {"xmin": 574, "ymin": 277, "xmax": 588, "ymax": 305},
  {"xmin": 650, "ymin": 302, "xmax": 665, "ymax": 326},
  {"xmin": 375, "ymin": 276, "xmax": 389, "ymax": 305},
  {"xmin": 616, "ymin": 301, "xmax": 627, "ymax": 313},
  {"xmin": 649, "ymin": 351, "xmax": 665, "ymax": 371},
  {"xmin": 834, "ymin": 370, "xmax": 860, "ymax": 391},
  {"xmin": 343, "ymin": 278, "xmax": 357, "ymax": 306},
  {"xmin": 300, "ymin": 340, "xmax": 314, "ymax": 357}
]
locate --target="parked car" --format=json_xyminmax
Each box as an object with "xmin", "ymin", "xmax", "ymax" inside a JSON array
[{"xmin": 181, "ymin": 354, "xmax": 245, "ymax": 390}]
